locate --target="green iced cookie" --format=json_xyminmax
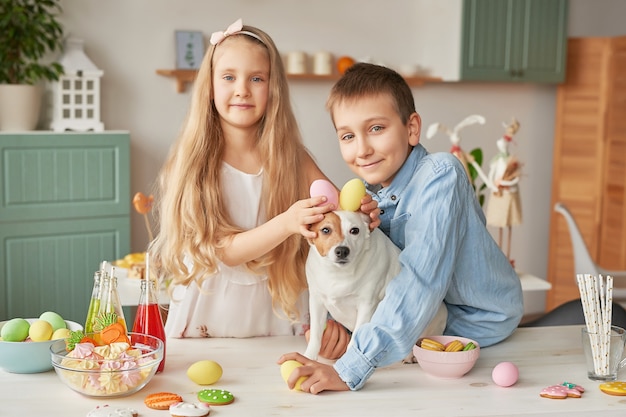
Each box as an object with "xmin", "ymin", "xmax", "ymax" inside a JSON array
[{"xmin": 197, "ymin": 388, "xmax": 235, "ymax": 405}]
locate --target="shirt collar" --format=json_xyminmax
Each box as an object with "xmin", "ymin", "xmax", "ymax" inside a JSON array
[{"xmin": 365, "ymin": 144, "xmax": 426, "ymax": 199}]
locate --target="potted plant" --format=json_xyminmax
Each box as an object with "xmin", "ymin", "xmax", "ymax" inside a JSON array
[{"xmin": 0, "ymin": 0, "xmax": 65, "ymax": 131}]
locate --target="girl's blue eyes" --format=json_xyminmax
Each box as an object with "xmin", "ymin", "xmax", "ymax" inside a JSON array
[{"xmin": 221, "ymin": 75, "xmax": 264, "ymax": 82}]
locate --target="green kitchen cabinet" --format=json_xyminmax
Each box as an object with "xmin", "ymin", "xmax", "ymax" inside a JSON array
[
  {"xmin": 0, "ymin": 132, "xmax": 130, "ymax": 323},
  {"xmin": 461, "ymin": 0, "xmax": 568, "ymax": 83}
]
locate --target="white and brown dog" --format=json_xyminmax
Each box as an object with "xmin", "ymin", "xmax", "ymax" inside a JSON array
[{"xmin": 304, "ymin": 210, "xmax": 447, "ymax": 361}]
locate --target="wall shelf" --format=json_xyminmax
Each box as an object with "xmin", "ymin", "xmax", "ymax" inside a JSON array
[
  {"xmin": 156, "ymin": 69, "xmax": 198, "ymax": 93},
  {"xmin": 156, "ymin": 69, "xmax": 442, "ymax": 93}
]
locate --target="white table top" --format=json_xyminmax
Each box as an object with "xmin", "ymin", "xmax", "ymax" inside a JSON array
[
  {"xmin": 2, "ymin": 325, "xmax": 626, "ymax": 416},
  {"xmin": 517, "ymin": 271, "xmax": 552, "ymax": 292}
]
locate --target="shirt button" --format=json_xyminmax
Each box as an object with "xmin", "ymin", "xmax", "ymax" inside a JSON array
[
  {"xmin": 391, "ymin": 195, "xmax": 397, "ymax": 201},
  {"xmin": 380, "ymin": 209, "xmax": 385, "ymax": 215}
]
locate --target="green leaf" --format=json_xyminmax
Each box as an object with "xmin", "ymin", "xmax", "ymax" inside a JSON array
[{"xmin": 0, "ymin": 0, "xmax": 65, "ymax": 84}]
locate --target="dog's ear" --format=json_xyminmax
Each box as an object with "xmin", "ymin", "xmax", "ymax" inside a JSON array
[
  {"xmin": 306, "ymin": 216, "xmax": 325, "ymax": 246},
  {"xmin": 306, "ymin": 224, "xmax": 316, "ymax": 246}
]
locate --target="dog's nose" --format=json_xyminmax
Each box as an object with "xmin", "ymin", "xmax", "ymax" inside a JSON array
[{"xmin": 335, "ymin": 246, "xmax": 350, "ymax": 260}]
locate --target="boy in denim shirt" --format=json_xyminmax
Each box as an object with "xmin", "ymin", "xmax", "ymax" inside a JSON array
[{"xmin": 279, "ymin": 63, "xmax": 523, "ymax": 393}]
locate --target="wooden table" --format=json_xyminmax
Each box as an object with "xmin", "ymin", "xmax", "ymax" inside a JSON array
[{"xmin": 3, "ymin": 325, "xmax": 626, "ymax": 416}]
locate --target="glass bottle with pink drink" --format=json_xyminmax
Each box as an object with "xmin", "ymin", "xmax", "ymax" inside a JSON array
[{"xmin": 132, "ymin": 252, "xmax": 166, "ymax": 373}]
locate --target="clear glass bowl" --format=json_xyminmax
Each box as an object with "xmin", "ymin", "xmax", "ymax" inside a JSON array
[{"xmin": 50, "ymin": 332, "xmax": 163, "ymax": 398}]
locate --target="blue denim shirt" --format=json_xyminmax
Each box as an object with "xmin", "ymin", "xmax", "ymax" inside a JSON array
[{"xmin": 334, "ymin": 144, "xmax": 524, "ymax": 390}]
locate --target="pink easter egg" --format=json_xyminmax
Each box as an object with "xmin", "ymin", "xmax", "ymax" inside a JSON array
[
  {"xmin": 310, "ymin": 179, "xmax": 339, "ymax": 208},
  {"xmin": 492, "ymin": 361, "xmax": 519, "ymax": 387}
]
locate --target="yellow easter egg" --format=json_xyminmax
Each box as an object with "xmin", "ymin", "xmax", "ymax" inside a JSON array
[
  {"xmin": 51, "ymin": 327, "xmax": 71, "ymax": 340},
  {"xmin": 28, "ymin": 319, "xmax": 53, "ymax": 342},
  {"xmin": 340, "ymin": 178, "xmax": 367, "ymax": 211},
  {"xmin": 280, "ymin": 360, "xmax": 307, "ymax": 391},
  {"xmin": 187, "ymin": 360, "xmax": 223, "ymax": 385}
]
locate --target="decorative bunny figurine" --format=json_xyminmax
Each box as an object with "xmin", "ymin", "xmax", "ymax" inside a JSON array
[
  {"xmin": 426, "ymin": 115, "xmax": 496, "ymax": 205},
  {"xmin": 485, "ymin": 118, "xmax": 523, "ymax": 264},
  {"xmin": 427, "ymin": 115, "xmax": 493, "ymax": 185}
]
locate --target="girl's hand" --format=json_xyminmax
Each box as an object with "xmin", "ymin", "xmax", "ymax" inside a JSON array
[
  {"xmin": 284, "ymin": 196, "xmax": 335, "ymax": 239},
  {"xmin": 360, "ymin": 194, "xmax": 380, "ymax": 230},
  {"xmin": 277, "ymin": 352, "xmax": 350, "ymax": 394},
  {"xmin": 304, "ymin": 319, "xmax": 350, "ymax": 360}
]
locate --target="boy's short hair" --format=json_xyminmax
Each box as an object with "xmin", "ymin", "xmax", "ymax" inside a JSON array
[{"xmin": 326, "ymin": 63, "xmax": 417, "ymax": 124}]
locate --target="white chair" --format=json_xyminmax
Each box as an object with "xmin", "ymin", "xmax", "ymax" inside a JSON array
[{"xmin": 554, "ymin": 202, "xmax": 626, "ymax": 300}]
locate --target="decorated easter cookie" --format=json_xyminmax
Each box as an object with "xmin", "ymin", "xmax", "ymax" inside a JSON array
[
  {"xmin": 144, "ymin": 392, "xmax": 184, "ymax": 410},
  {"xmin": 170, "ymin": 401, "xmax": 211, "ymax": 417},
  {"xmin": 197, "ymin": 388, "xmax": 235, "ymax": 406},
  {"xmin": 599, "ymin": 381, "xmax": 626, "ymax": 396},
  {"xmin": 87, "ymin": 405, "xmax": 138, "ymax": 417},
  {"xmin": 561, "ymin": 381, "xmax": 585, "ymax": 392},
  {"xmin": 540, "ymin": 382, "xmax": 584, "ymax": 399}
]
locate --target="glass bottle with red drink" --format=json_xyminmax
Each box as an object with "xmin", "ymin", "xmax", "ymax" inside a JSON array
[{"xmin": 132, "ymin": 252, "xmax": 166, "ymax": 373}]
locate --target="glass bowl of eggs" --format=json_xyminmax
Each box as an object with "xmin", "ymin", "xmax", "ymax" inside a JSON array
[{"xmin": 50, "ymin": 332, "xmax": 163, "ymax": 397}]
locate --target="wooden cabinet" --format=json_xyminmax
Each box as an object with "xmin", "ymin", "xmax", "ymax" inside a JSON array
[
  {"xmin": 546, "ymin": 37, "xmax": 626, "ymax": 309},
  {"xmin": 461, "ymin": 0, "xmax": 568, "ymax": 83},
  {"xmin": 0, "ymin": 132, "xmax": 131, "ymax": 322}
]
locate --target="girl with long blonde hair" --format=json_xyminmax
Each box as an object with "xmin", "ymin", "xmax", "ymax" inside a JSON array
[{"xmin": 151, "ymin": 19, "xmax": 376, "ymax": 340}]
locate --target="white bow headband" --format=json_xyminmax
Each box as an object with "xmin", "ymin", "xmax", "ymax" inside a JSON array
[{"xmin": 210, "ymin": 18, "xmax": 263, "ymax": 45}]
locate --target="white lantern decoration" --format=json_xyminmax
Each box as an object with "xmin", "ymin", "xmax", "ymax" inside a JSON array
[{"xmin": 51, "ymin": 38, "xmax": 104, "ymax": 132}]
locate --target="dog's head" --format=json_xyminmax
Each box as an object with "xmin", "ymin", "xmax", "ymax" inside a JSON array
[{"xmin": 307, "ymin": 210, "xmax": 371, "ymax": 267}]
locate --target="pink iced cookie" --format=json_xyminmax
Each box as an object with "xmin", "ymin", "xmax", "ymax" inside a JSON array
[
  {"xmin": 561, "ymin": 381, "xmax": 585, "ymax": 393},
  {"xmin": 540, "ymin": 382, "xmax": 585, "ymax": 399}
]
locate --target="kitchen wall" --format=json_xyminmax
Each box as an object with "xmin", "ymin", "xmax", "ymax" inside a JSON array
[{"xmin": 54, "ymin": 0, "xmax": 626, "ymax": 292}]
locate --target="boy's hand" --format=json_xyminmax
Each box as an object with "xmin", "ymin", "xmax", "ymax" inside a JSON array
[
  {"xmin": 277, "ymin": 352, "xmax": 350, "ymax": 394},
  {"xmin": 360, "ymin": 194, "xmax": 381, "ymax": 230},
  {"xmin": 304, "ymin": 319, "xmax": 349, "ymax": 360}
]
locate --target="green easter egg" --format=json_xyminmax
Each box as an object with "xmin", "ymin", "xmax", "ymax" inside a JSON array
[
  {"xmin": 0, "ymin": 318, "xmax": 30, "ymax": 342},
  {"xmin": 39, "ymin": 311, "xmax": 66, "ymax": 332}
]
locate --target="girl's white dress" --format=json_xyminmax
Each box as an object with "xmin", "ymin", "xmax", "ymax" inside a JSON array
[{"xmin": 164, "ymin": 162, "xmax": 309, "ymax": 338}]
